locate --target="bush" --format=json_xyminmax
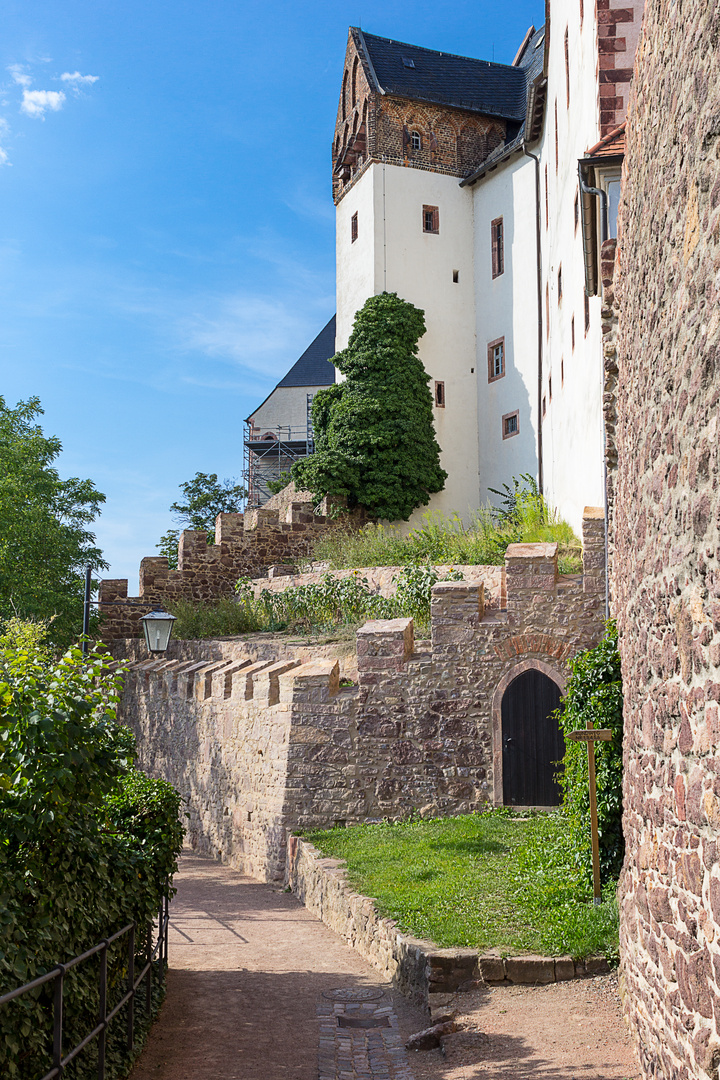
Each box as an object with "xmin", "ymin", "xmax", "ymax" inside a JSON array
[
  {"xmin": 0, "ymin": 621, "xmax": 184, "ymax": 1079},
  {"xmin": 292, "ymin": 293, "xmax": 447, "ymax": 520},
  {"xmin": 555, "ymin": 621, "xmax": 624, "ymax": 881}
]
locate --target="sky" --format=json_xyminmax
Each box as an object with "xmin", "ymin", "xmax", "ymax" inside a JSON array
[{"xmin": 2, "ymin": 0, "xmax": 542, "ymax": 587}]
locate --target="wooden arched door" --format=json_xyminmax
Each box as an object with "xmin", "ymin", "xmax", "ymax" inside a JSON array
[{"xmin": 501, "ymin": 669, "xmax": 564, "ymax": 806}]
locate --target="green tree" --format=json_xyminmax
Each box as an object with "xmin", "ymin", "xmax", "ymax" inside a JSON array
[
  {"xmin": 0, "ymin": 397, "xmax": 107, "ymax": 650},
  {"xmin": 156, "ymin": 472, "xmax": 246, "ymax": 567},
  {"xmin": 292, "ymin": 293, "xmax": 447, "ymax": 521}
]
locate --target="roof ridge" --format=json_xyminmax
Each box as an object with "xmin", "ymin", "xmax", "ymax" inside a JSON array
[{"xmin": 351, "ymin": 27, "xmax": 520, "ymax": 75}]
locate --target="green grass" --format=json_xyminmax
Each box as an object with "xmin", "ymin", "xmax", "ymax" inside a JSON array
[
  {"xmin": 311, "ymin": 506, "xmax": 582, "ymax": 575},
  {"xmin": 306, "ymin": 810, "xmax": 618, "ymax": 960}
]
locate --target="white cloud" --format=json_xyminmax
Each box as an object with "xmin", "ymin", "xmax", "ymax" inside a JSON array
[
  {"xmin": 61, "ymin": 71, "xmax": 99, "ymax": 86},
  {"xmin": 21, "ymin": 89, "xmax": 66, "ymax": 118},
  {"xmin": 7, "ymin": 63, "xmax": 32, "ymax": 88}
]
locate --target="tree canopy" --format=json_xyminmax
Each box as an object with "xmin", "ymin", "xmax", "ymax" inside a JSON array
[
  {"xmin": 157, "ymin": 471, "xmax": 247, "ymax": 568},
  {"xmin": 0, "ymin": 397, "xmax": 106, "ymax": 650},
  {"xmin": 292, "ymin": 293, "xmax": 447, "ymax": 521}
]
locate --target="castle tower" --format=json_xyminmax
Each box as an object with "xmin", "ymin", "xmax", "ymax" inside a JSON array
[{"xmin": 333, "ymin": 29, "xmax": 529, "ymax": 523}]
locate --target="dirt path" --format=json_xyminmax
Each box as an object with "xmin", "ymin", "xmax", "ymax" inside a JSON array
[
  {"xmin": 130, "ymin": 852, "xmax": 639, "ymax": 1080},
  {"xmin": 410, "ymin": 975, "xmax": 640, "ymax": 1080}
]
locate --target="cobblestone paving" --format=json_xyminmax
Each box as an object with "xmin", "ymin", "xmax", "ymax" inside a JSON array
[{"xmin": 318, "ymin": 990, "xmax": 415, "ymax": 1080}]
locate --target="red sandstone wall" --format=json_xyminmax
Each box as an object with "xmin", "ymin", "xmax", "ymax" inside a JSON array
[{"xmin": 613, "ymin": 2, "xmax": 720, "ymax": 1075}]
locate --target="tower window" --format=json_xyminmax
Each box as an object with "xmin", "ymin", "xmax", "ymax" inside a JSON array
[
  {"xmin": 487, "ymin": 337, "xmax": 505, "ymax": 382},
  {"xmin": 571, "ymin": 315, "xmax": 575, "ymax": 351},
  {"xmin": 411, "ymin": 130, "xmax": 422, "ymax": 152},
  {"xmin": 502, "ymin": 410, "xmax": 519, "ymax": 439},
  {"xmin": 452, "ymin": 269, "xmax": 459, "ymax": 283},
  {"xmin": 557, "ymin": 264, "xmax": 563, "ymax": 303},
  {"xmin": 423, "ymin": 205, "xmax": 439, "ymax": 233},
  {"xmin": 491, "ymin": 217, "xmax": 504, "ymax": 278},
  {"xmin": 434, "ymin": 381, "xmax": 445, "ymax": 407},
  {"xmin": 351, "ymin": 212, "xmax": 358, "ymax": 243}
]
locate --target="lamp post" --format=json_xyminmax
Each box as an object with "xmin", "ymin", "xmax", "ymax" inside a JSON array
[
  {"xmin": 81, "ymin": 565, "xmax": 176, "ymax": 657},
  {"xmin": 140, "ymin": 609, "xmax": 177, "ymax": 654}
]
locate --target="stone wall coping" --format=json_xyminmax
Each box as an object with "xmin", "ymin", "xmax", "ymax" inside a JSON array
[
  {"xmin": 283, "ymin": 659, "xmax": 340, "ymax": 681},
  {"xmin": 431, "ymin": 581, "xmax": 481, "ymax": 596},
  {"xmin": 582, "ymin": 506, "xmax": 605, "ymax": 520},
  {"xmin": 356, "ymin": 617, "xmax": 414, "ymax": 636},
  {"xmin": 505, "ymin": 542, "xmax": 559, "ymax": 560}
]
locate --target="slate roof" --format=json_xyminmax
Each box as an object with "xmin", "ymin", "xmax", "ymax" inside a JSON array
[
  {"xmin": 277, "ymin": 315, "xmax": 336, "ymax": 388},
  {"xmin": 357, "ymin": 29, "xmax": 528, "ymax": 121},
  {"xmin": 459, "ymin": 26, "xmax": 547, "ymax": 185}
]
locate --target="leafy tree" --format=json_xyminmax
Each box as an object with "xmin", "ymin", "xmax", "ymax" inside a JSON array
[
  {"xmin": 169, "ymin": 472, "xmax": 246, "ymax": 531},
  {"xmin": 292, "ymin": 293, "xmax": 447, "ymax": 521},
  {"xmin": 157, "ymin": 472, "xmax": 246, "ymax": 566},
  {"xmin": 0, "ymin": 397, "xmax": 107, "ymax": 650}
]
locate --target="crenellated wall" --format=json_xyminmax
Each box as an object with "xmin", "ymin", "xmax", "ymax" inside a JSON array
[
  {"xmin": 98, "ymin": 499, "xmax": 366, "ymax": 639},
  {"xmin": 119, "ymin": 510, "xmax": 606, "ymax": 883}
]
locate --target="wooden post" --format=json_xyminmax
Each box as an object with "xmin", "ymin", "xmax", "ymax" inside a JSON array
[{"xmin": 567, "ymin": 723, "xmax": 612, "ymax": 904}]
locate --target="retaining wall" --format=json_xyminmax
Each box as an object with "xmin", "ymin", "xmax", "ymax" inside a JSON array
[{"xmin": 118, "ymin": 510, "xmax": 606, "ymax": 884}]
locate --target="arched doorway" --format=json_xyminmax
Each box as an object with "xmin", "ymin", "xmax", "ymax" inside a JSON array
[{"xmin": 500, "ymin": 669, "xmax": 564, "ymax": 806}]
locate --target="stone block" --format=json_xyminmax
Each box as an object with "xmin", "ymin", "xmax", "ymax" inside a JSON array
[
  {"xmin": 478, "ymin": 954, "xmax": 506, "ymax": 982},
  {"xmin": 504, "ymin": 955, "xmax": 556, "ymax": 985}
]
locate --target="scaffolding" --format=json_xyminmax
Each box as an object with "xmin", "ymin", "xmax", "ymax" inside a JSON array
[{"xmin": 243, "ymin": 394, "xmax": 318, "ymax": 509}]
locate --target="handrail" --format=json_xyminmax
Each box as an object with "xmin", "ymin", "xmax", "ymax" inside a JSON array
[{"xmin": 0, "ymin": 894, "xmax": 170, "ymax": 1080}]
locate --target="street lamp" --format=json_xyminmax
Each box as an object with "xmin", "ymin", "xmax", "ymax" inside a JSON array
[{"xmin": 140, "ymin": 609, "xmax": 177, "ymax": 654}]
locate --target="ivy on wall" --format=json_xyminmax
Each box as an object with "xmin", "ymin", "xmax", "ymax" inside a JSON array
[{"xmin": 292, "ymin": 292, "xmax": 447, "ymax": 521}]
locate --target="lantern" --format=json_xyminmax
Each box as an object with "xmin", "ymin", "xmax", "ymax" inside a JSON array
[{"xmin": 140, "ymin": 609, "xmax": 176, "ymax": 654}]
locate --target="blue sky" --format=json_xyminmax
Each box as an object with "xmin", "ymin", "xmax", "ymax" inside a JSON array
[{"xmin": 2, "ymin": 0, "xmax": 542, "ymax": 586}]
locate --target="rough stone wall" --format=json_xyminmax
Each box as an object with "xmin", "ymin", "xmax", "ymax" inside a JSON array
[
  {"xmin": 598, "ymin": 0, "xmax": 645, "ymax": 136},
  {"xmin": 98, "ymin": 499, "xmax": 365, "ymax": 640},
  {"xmin": 612, "ymin": 2, "xmax": 720, "ymax": 1076},
  {"xmin": 120, "ymin": 511, "xmax": 605, "ymax": 882}
]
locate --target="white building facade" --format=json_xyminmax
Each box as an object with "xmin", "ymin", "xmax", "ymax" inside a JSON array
[{"xmin": 331, "ymin": 6, "xmax": 644, "ymax": 534}]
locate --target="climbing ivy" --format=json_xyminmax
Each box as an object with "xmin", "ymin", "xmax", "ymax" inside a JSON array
[
  {"xmin": 292, "ymin": 293, "xmax": 447, "ymax": 521},
  {"xmin": 555, "ymin": 621, "xmax": 625, "ymax": 882}
]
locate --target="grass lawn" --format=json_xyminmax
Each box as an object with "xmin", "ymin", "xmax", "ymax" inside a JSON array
[{"xmin": 305, "ymin": 810, "xmax": 619, "ymax": 960}]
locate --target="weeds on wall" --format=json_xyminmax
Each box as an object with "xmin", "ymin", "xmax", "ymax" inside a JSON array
[
  {"xmin": 311, "ymin": 476, "xmax": 581, "ymax": 573},
  {"xmin": 169, "ymin": 566, "xmax": 464, "ymax": 639}
]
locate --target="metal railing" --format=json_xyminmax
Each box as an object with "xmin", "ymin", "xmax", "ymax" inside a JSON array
[{"xmin": 0, "ymin": 895, "xmax": 169, "ymax": 1080}]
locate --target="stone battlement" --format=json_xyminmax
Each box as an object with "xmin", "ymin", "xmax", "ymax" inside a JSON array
[
  {"xmin": 98, "ymin": 498, "xmax": 366, "ymax": 639},
  {"xmin": 118, "ymin": 509, "xmax": 607, "ymax": 882}
]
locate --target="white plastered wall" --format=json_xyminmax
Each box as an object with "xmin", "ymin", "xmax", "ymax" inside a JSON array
[
  {"xmin": 336, "ymin": 162, "xmax": 480, "ymax": 527},
  {"xmin": 248, "ymin": 385, "xmax": 329, "ymax": 435},
  {"xmin": 537, "ymin": 1, "xmax": 605, "ymax": 535},
  {"xmin": 472, "ymin": 150, "xmax": 541, "ymax": 504}
]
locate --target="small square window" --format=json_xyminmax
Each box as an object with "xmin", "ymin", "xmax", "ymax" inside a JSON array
[
  {"xmin": 502, "ymin": 410, "xmax": 519, "ymax": 439},
  {"xmin": 435, "ymin": 381, "xmax": 445, "ymax": 407},
  {"xmin": 487, "ymin": 337, "xmax": 505, "ymax": 382},
  {"xmin": 423, "ymin": 205, "xmax": 439, "ymax": 233},
  {"xmin": 452, "ymin": 270, "xmax": 459, "ymax": 283},
  {"xmin": 402, "ymin": 56, "xmax": 415, "ymax": 68},
  {"xmin": 351, "ymin": 212, "xmax": 358, "ymax": 243}
]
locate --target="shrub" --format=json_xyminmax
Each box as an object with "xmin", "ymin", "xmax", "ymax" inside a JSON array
[
  {"xmin": 555, "ymin": 621, "xmax": 624, "ymax": 881},
  {"xmin": 0, "ymin": 622, "xmax": 184, "ymax": 1079},
  {"xmin": 292, "ymin": 293, "xmax": 447, "ymax": 520}
]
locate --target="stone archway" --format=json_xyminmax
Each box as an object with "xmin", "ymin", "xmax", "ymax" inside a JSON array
[{"xmin": 491, "ymin": 659, "xmax": 566, "ymax": 807}]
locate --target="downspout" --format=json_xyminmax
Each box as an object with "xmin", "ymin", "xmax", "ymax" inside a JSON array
[
  {"xmin": 523, "ymin": 143, "xmax": 544, "ymax": 495},
  {"xmin": 578, "ymin": 162, "xmax": 610, "ymax": 620}
]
